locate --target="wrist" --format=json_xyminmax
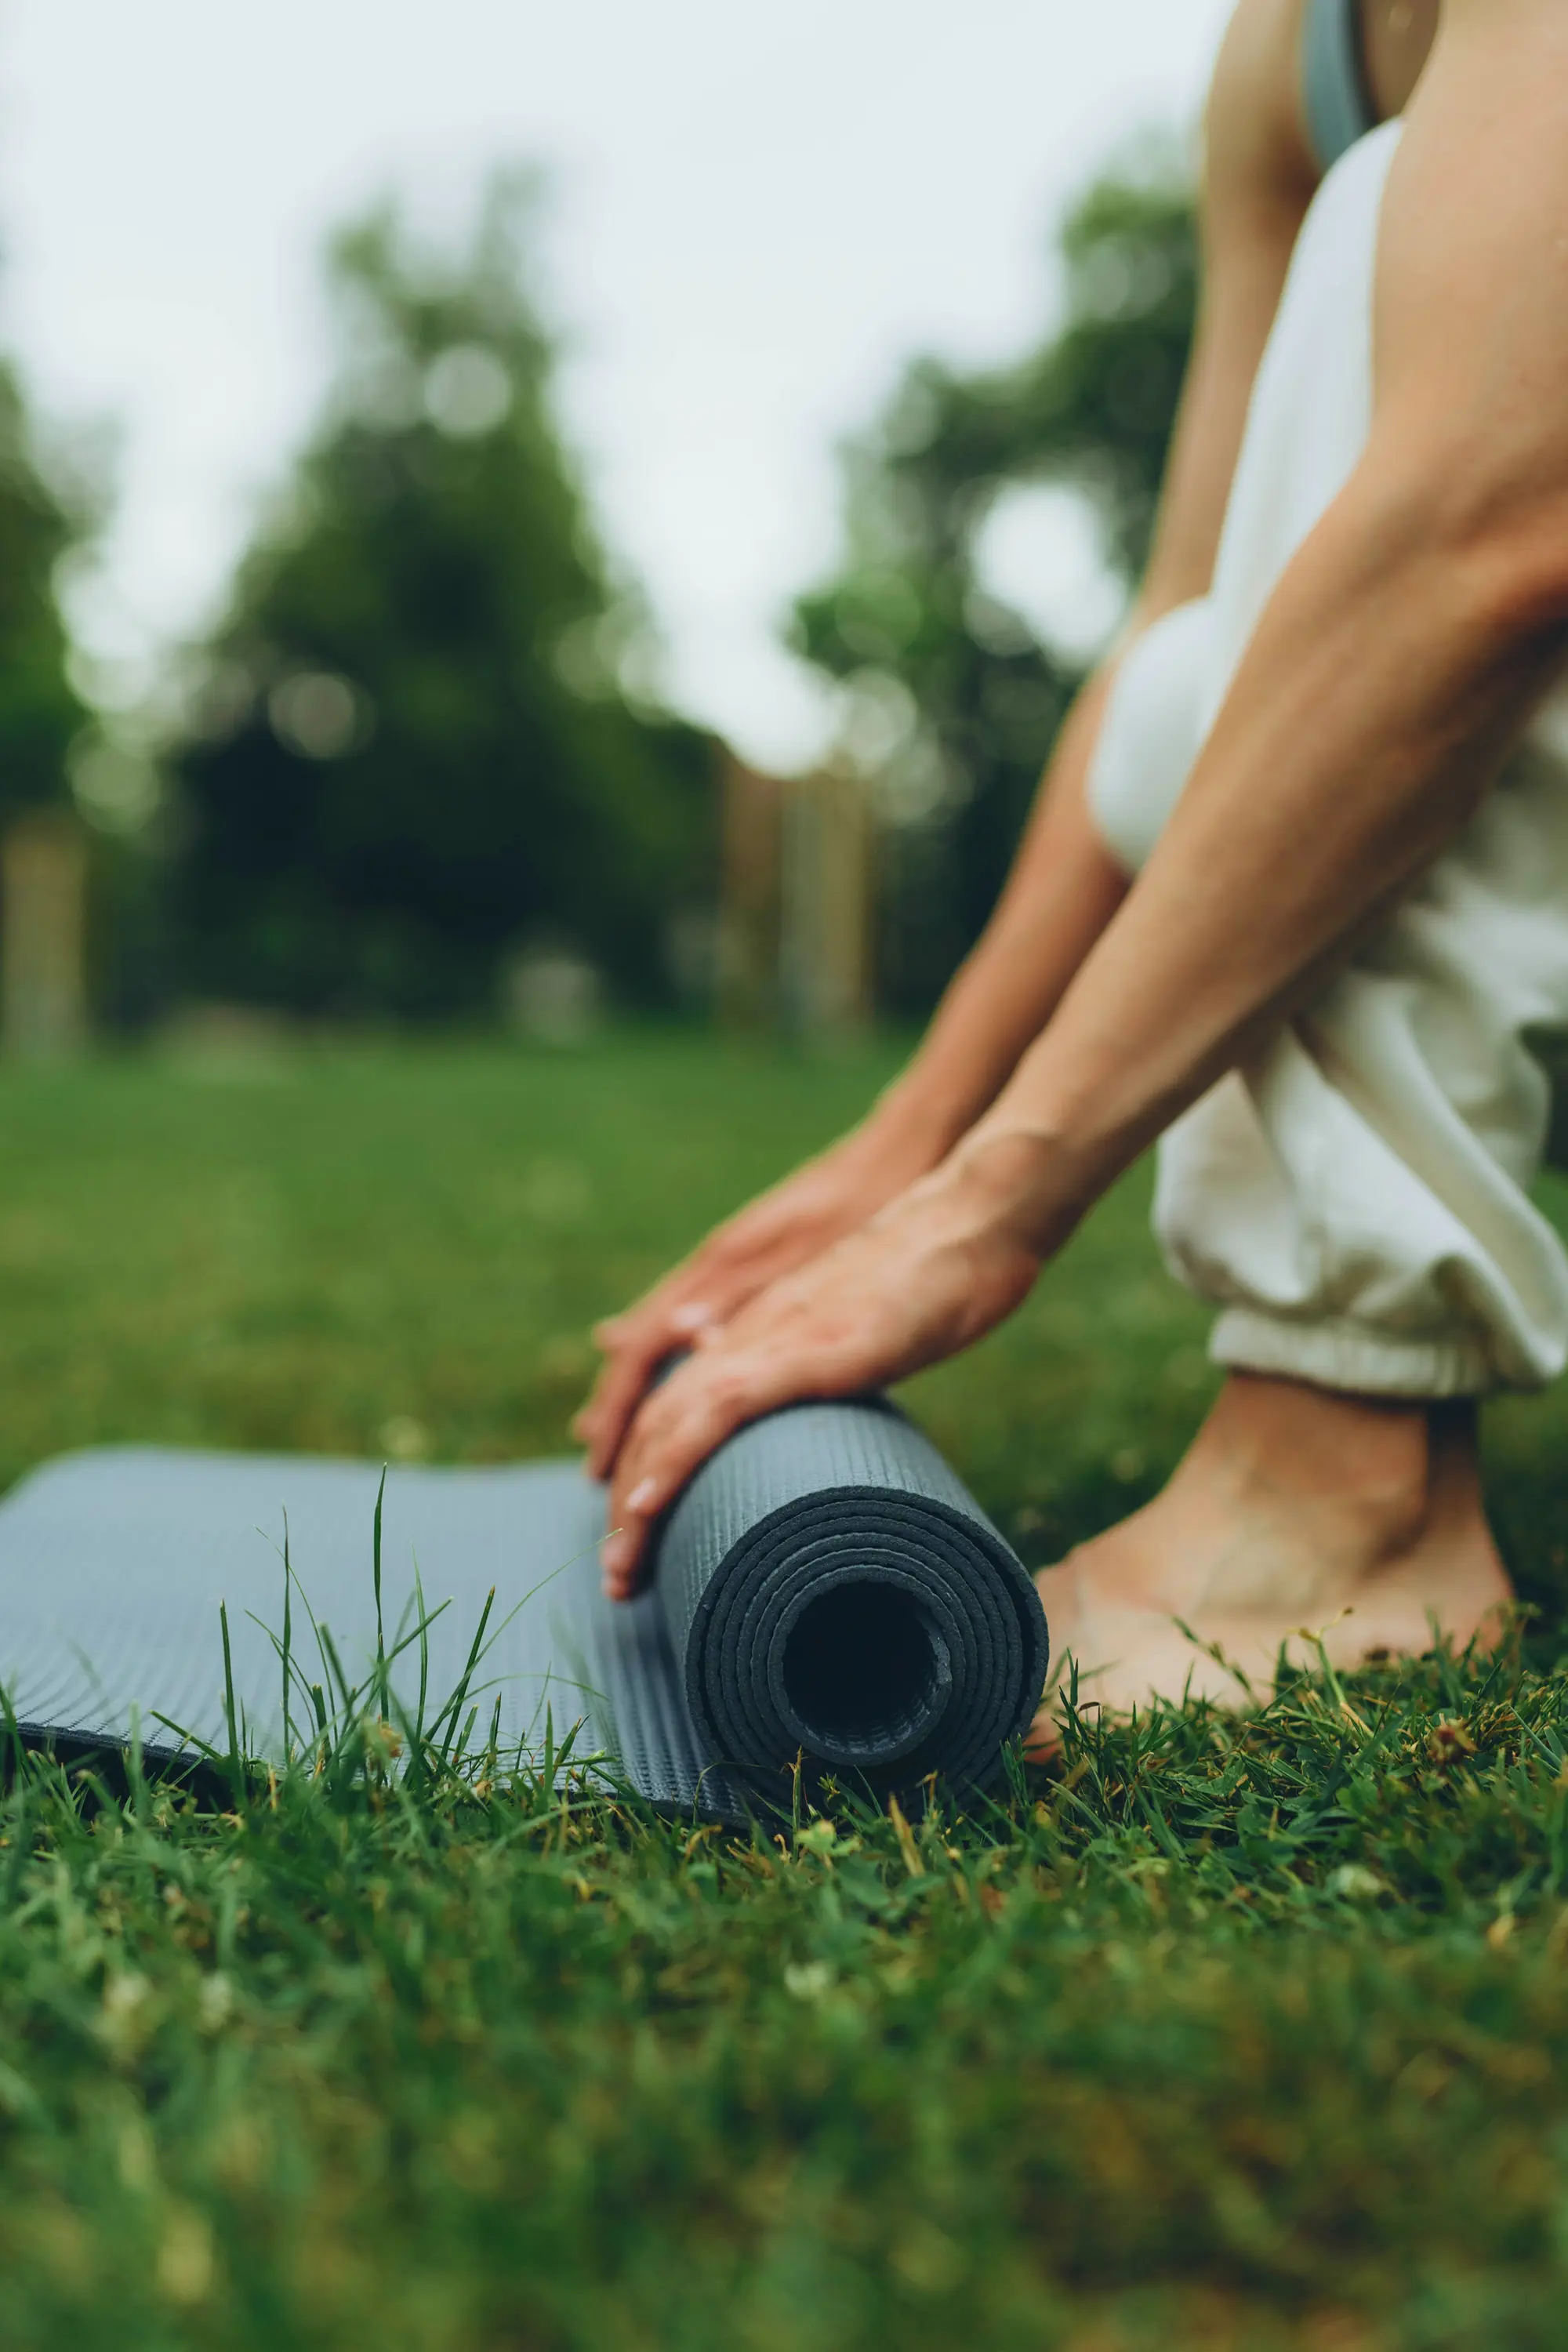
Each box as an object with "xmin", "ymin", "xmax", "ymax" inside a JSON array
[
  {"xmin": 940, "ymin": 1122, "xmax": 1092, "ymax": 1263},
  {"xmin": 865, "ymin": 1069, "xmax": 977, "ymax": 1172}
]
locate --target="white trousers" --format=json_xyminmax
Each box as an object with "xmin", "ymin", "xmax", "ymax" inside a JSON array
[{"xmin": 1086, "ymin": 125, "xmax": 1568, "ymax": 1399}]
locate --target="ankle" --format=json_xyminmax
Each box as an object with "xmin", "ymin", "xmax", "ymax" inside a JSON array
[{"xmin": 1207, "ymin": 1374, "xmax": 1436, "ymax": 1548}]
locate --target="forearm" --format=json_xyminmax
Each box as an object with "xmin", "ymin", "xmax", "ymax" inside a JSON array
[
  {"xmin": 868, "ymin": 668, "xmax": 1130, "ymax": 1161},
  {"xmin": 873, "ymin": 582, "xmax": 1223, "ymax": 1163},
  {"xmin": 868, "ymin": 15, "xmax": 1320, "ymax": 1172},
  {"xmin": 957, "ymin": 477, "xmax": 1568, "ymax": 1252}
]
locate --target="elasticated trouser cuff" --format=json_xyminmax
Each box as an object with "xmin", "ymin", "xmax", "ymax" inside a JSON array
[{"xmin": 1210, "ymin": 1307, "xmax": 1513, "ymax": 1402}]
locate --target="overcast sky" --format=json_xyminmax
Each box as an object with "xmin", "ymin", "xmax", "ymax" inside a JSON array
[{"xmin": 0, "ymin": 0, "xmax": 1232, "ymax": 770}]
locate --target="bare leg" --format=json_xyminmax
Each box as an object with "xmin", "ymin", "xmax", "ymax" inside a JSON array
[{"xmin": 1029, "ymin": 1372, "xmax": 1512, "ymax": 1749}]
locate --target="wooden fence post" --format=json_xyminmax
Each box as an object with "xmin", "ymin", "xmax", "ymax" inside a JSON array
[
  {"xmin": 781, "ymin": 766, "xmax": 873, "ymax": 1034},
  {"xmin": 717, "ymin": 754, "xmax": 785, "ymax": 1028},
  {"xmin": 2, "ymin": 811, "xmax": 88, "ymax": 1060}
]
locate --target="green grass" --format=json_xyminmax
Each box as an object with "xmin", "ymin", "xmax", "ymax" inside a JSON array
[{"xmin": 2, "ymin": 1031, "xmax": 1568, "ymax": 2350}]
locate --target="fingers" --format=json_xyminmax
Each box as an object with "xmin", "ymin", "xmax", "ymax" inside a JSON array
[
  {"xmin": 573, "ymin": 1297, "xmax": 721, "ymax": 1476},
  {"xmin": 574, "ymin": 1348, "xmax": 660, "ymax": 1482},
  {"xmin": 601, "ymin": 1342, "xmax": 860, "ymax": 1599},
  {"xmin": 589, "ymin": 1298, "xmax": 712, "ymax": 1356},
  {"xmin": 577, "ymin": 1189, "xmax": 849, "ymax": 1470},
  {"xmin": 602, "ymin": 1375, "xmax": 751, "ymax": 1599},
  {"xmin": 669, "ymin": 1300, "xmax": 719, "ymax": 1338}
]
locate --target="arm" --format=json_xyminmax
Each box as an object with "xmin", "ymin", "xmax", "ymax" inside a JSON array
[
  {"xmin": 579, "ymin": 0, "xmax": 1316, "ymax": 1475},
  {"xmin": 875, "ymin": 0, "xmax": 1319, "ymax": 1141},
  {"xmin": 960, "ymin": 0, "xmax": 1568, "ymax": 1245},
  {"xmin": 603, "ymin": 0, "xmax": 1568, "ymax": 1588}
]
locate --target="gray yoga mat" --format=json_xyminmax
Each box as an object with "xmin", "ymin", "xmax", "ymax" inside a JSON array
[{"xmin": 0, "ymin": 1399, "xmax": 1047, "ymax": 1820}]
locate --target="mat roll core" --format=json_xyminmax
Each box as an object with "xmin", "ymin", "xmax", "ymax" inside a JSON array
[
  {"xmin": 0, "ymin": 1396, "xmax": 1047, "ymax": 1820},
  {"xmin": 657, "ymin": 1400, "xmax": 1046, "ymax": 1802}
]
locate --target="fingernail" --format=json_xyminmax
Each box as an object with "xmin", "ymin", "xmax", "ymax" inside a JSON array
[
  {"xmin": 626, "ymin": 1479, "xmax": 659, "ymax": 1512},
  {"xmin": 670, "ymin": 1302, "xmax": 713, "ymax": 1333},
  {"xmin": 601, "ymin": 1534, "xmax": 627, "ymax": 1575}
]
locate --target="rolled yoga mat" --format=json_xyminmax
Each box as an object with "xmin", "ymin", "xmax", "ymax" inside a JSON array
[{"xmin": 0, "ymin": 1399, "xmax": 1047, "ymax": 1820}]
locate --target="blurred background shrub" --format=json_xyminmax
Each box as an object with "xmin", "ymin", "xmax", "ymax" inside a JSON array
[
  {"xmin": 164, "ymin": 174, "xmax": 717, "ymax": 1025},
  {"xmin": 0, "ymin": 146, "xmax": 1196, "ymax": 1041},
  {"xmin": 0, "ymin": 364, "xmax": 89, "ymax": 827},
  {"xmin": 792, "ymin": 158, "xmax": 1196, "ymax": 1014}
]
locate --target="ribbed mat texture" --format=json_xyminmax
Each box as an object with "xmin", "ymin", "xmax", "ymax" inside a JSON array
[{"xmin": 0, "ymin": 1400, "xmax": 1047, "ymax": 1819}]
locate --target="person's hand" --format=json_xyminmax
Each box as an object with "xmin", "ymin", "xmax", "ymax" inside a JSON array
[
  {"xmin": 574, "ymin": 1106, "xmax": 948, "ymax": 1480},
  {"xmin": 601, "ymin": 1143, "xmax": 1047, "ymax": 1597}
]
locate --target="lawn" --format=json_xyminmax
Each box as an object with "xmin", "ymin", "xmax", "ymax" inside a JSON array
[{"xmin": 1, "ymin": 1031, "xmax": 1567, "ymax": 2350}]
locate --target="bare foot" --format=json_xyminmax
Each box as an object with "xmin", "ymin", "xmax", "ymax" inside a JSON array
[{"xmin": 1029, "ymin": 1372, "xmax": 1512, "ymax": 1752}]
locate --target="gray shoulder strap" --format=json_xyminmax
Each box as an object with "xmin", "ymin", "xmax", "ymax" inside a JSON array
[{"xmin": 1301, "ymin": 0, "xmax": 1375, "ymax": 174}]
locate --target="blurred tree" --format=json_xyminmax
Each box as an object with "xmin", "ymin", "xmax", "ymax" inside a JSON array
[
  {"xmin": 0, "ymin": 366, "xmax": 89, "ymax": 822},
  {"xmin": 792, "ymin": 155, "xmax": 1197, "ymax": 1011},
  {"xmin": 172, "ymin": 174, "xmax": 715, "ymax": 1019}
]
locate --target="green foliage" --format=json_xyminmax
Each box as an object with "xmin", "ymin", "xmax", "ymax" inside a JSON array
[
  {"xmin": 0, "ymin": 365, "xmax": 88, "ymax": 822},
  {"xmin": 793, "ymin": 158, "xmax": 1196, "ymax": 1009},
  {"xmin": 1017, "ymin": 169, "xmax": 1203, "ymax": 581},
  {"xmin": 171, "ymin": 177, "xmax": 716, "ymax": 1019},
  {"xmin": 0, "ymin": 1038, "xmax": 1566, "ymax": 2343}
]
